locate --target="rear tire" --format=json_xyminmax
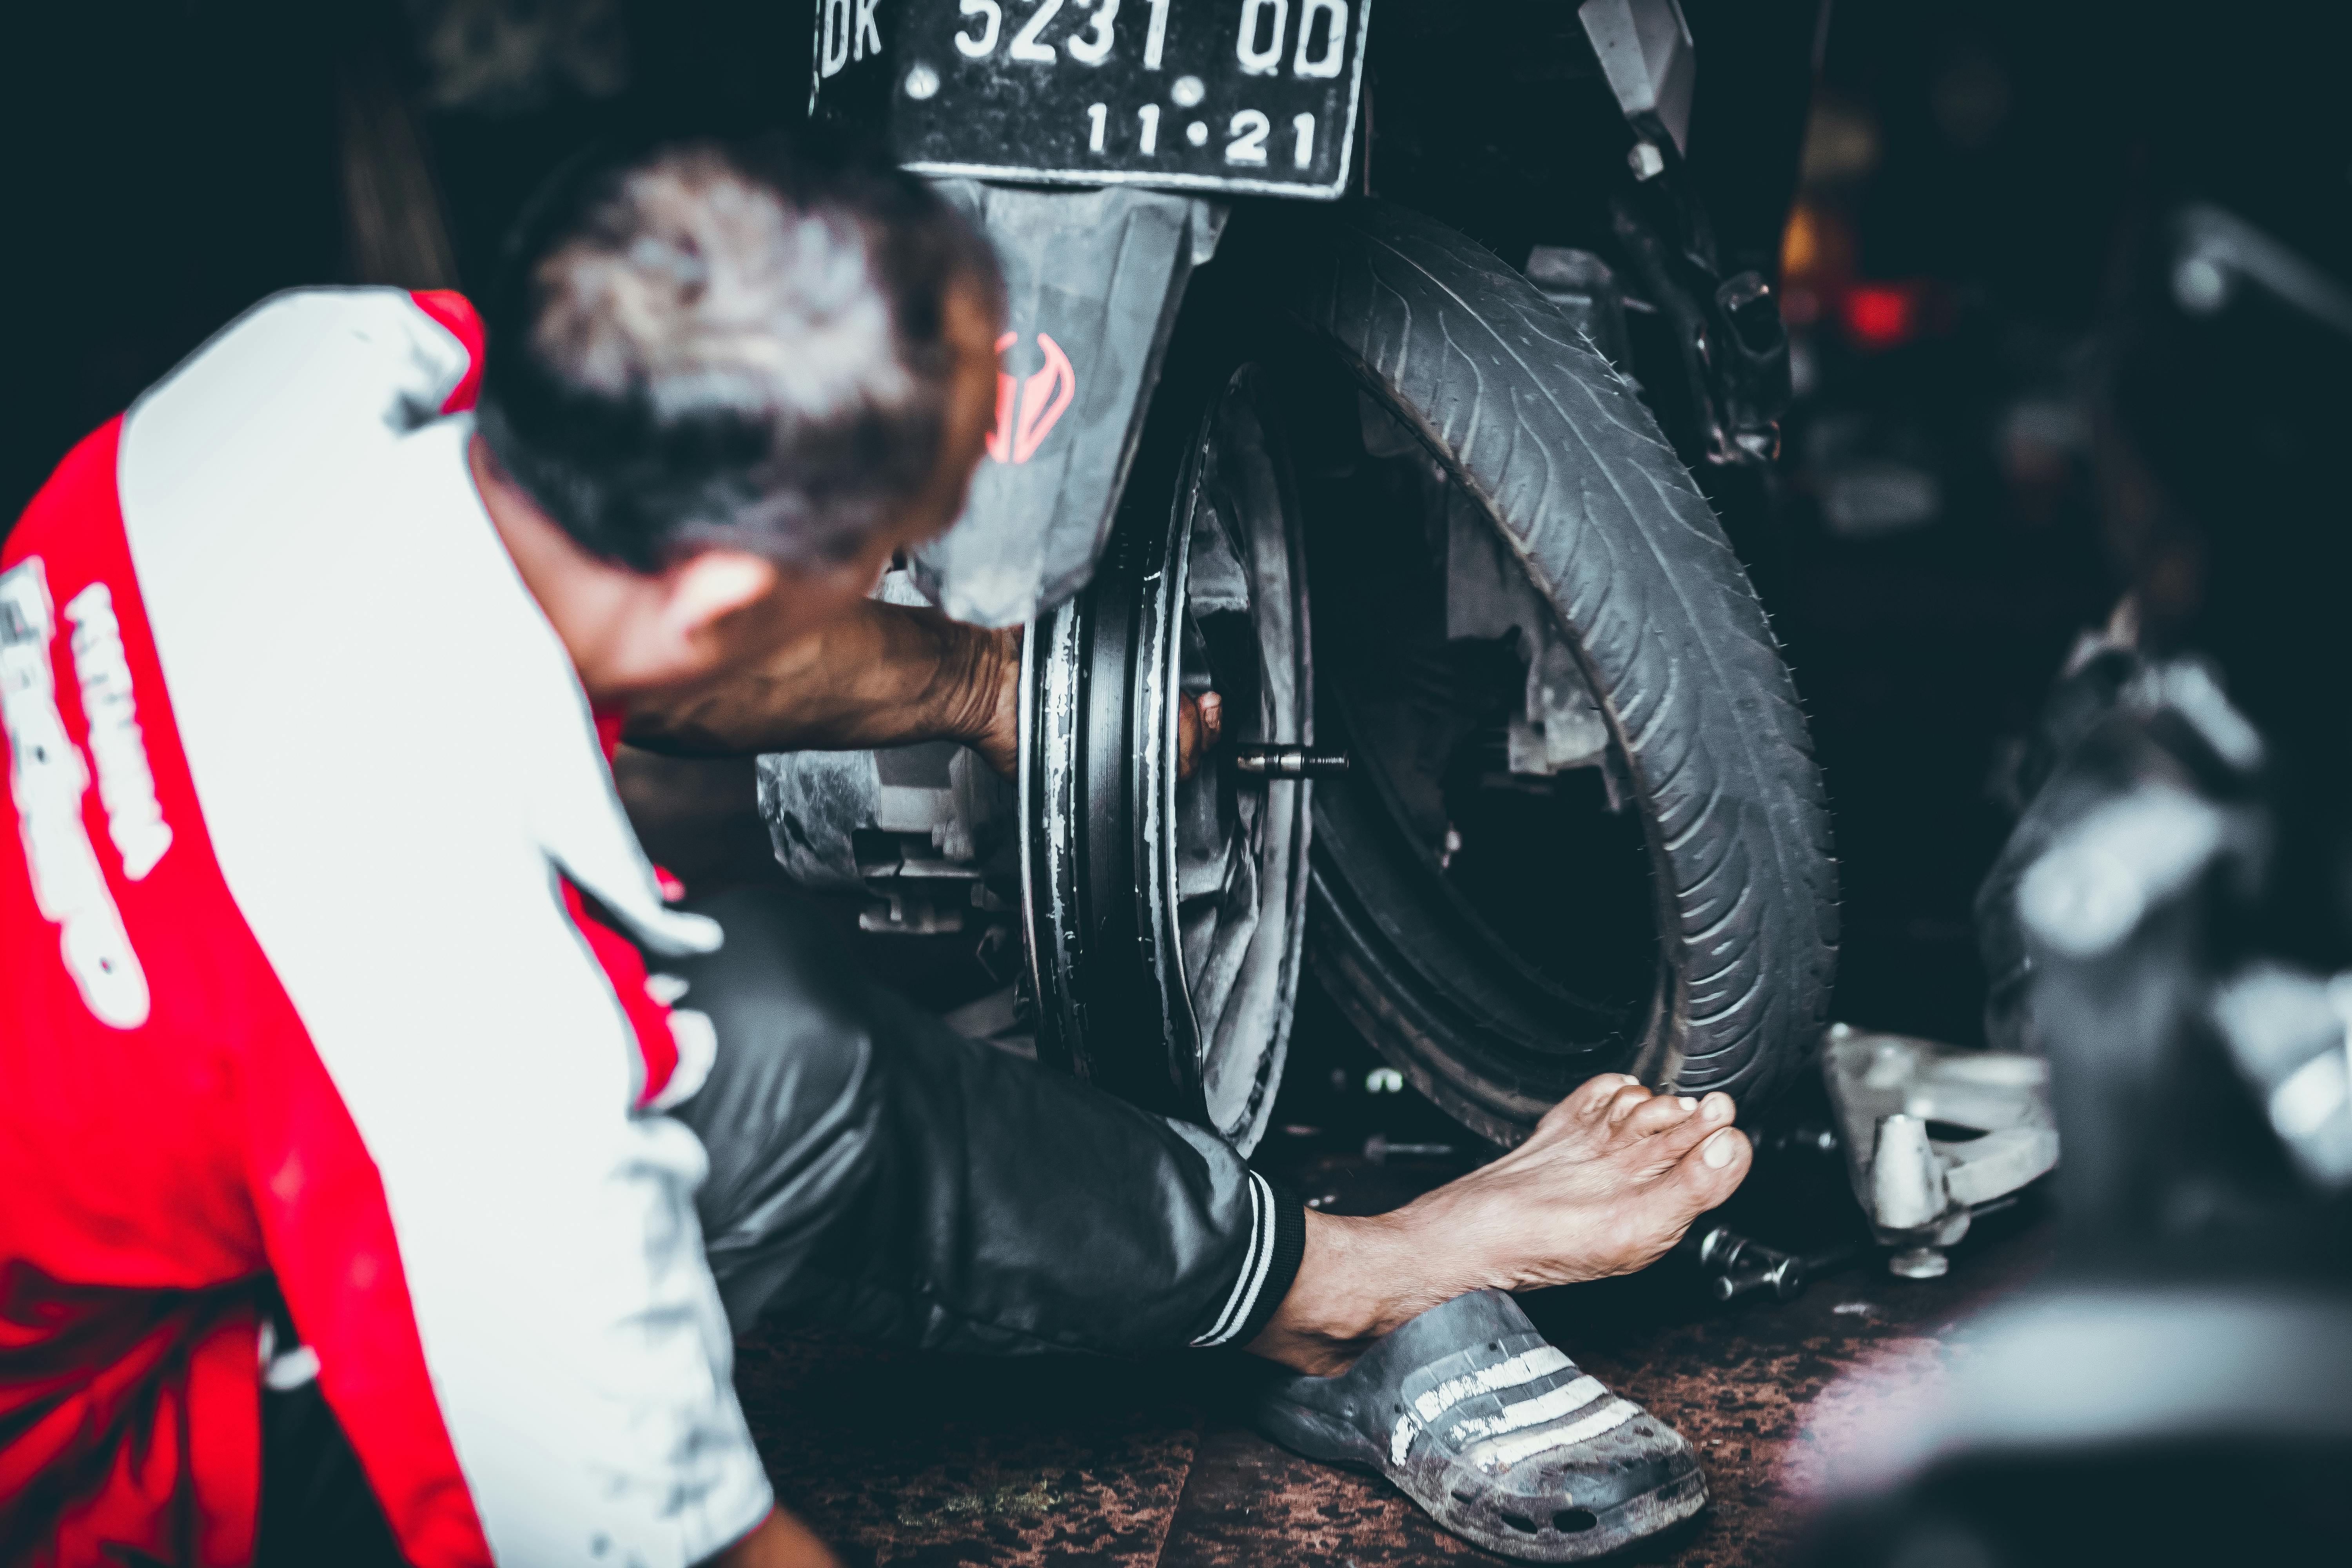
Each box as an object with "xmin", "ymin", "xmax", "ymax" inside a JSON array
[{"xmin": 1284, "ymin": 202, "xmax": 1839, "ymax": 1141}]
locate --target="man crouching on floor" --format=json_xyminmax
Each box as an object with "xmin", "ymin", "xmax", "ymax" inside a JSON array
[{"xmin": 0, "ymin": 132, "xmax": 1751, "ymax": 1568}]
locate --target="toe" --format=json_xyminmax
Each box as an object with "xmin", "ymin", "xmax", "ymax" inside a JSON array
[
  {"xmin": 1646, "ymin": 1092, "xmax": 1736, "ymax": 1161},
  {"xmin": 1619, "ymin": 1093, "xmax": 1701, "ymax": 1140},
  {"xmin": 1670, "ymin": 1127, "xmax": 1753, "ymax": 1211},
  {"xmin": 1601, "ymin": 1082, "xmax": 1656, "ymax": 1129},
  {"xmin": 1525, "ymin": 1074, "xmax": 1639, "ymax": 1149},
  {"xmin": 1565, "ymin": 1073, "xmax": 1641, "ymax": 1122}
]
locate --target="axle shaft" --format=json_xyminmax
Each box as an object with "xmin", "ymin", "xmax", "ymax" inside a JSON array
[{"xmin": 1232, "ymin": 744, "xmax": 1350, "ymax": 779}]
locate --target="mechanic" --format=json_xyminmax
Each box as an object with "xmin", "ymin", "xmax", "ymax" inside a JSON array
[{"xmin": 0, "ymin": 132, "xmax": 1753, "ymax": 1568}]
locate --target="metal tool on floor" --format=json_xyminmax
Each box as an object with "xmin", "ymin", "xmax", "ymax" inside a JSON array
[
  {"xmin": 1680, "ymin": 1224, "xmax": 1866, "ymax": 1303},
  {"xmin": 1362, "ymin": 1132, "xmax": 1457, "ymax": 1164}
]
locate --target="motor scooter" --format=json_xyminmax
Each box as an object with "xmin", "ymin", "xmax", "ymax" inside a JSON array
[{"xmin": 765, "ymin": 0, "xmax": 1838, "ymax": 1150}]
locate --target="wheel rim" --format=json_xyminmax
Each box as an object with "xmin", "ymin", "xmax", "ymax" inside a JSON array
[{"xmin": 1022, "ymin": 366, "xmax": 1312, "ymax": 1152}]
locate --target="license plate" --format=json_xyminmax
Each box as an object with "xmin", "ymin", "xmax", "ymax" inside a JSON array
[{"xmin": 812, "ymin": 0, "xmax": 1371, "ymax": 199}]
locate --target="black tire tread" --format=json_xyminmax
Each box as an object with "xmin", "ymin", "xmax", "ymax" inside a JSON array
[{"xmin": 1293, "ymin": 202, "xmax": 1838, "ymax": 1110}]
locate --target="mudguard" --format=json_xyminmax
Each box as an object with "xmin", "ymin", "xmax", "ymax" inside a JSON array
[
  {"xmin": 805, "ymin": 2, "xmax": 1229, "ymax": 623},
  {"xmin": 910, "ymin": 181, "xmax": 1225, "ymax": 625}
]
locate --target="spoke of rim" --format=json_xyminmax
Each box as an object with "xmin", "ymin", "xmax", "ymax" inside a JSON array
[
  {"xmin": 1187, "ymin": 495, "xmax": 1252, "ymax": 617},
  {"xmin": 1174, "ymin": 765, "xmax": 1233, "ymax": 899}
]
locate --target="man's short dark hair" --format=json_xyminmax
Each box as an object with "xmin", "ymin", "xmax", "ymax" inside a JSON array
[{"xmin": 478, "ymin": 132, "xmax": 1001, "ymax": 572}]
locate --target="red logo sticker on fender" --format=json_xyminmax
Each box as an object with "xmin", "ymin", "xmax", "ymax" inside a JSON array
[{"xmin": 988, "ymin": 331, "xmax": 1076, "ymax": 465}]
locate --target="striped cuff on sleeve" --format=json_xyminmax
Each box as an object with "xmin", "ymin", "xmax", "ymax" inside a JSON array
[{"xmin": 1189, "ymin": 1171, "xmax": 1308, "ymax": 1349}]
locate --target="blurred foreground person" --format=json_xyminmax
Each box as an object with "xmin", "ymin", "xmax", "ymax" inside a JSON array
[
  {"xmin": 1802, "ymin": 9, "xmax": 2352, "ymax": 1564},
  {"xmin": 0, "ymin": 134, "xmax": 1751, "ymax": 1568}
]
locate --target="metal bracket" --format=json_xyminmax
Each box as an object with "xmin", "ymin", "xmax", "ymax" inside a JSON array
[
  {"xmin": 1577, "ymin": 0, "xmax": 1697, "ymax": 157},
  {"xmin": 1821, "ymin": 1024, "xmax": 2060, "ymax": 1279}
]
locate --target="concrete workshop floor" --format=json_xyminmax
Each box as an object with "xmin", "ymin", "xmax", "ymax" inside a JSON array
[{"xmin": 732, "ymin": 1152, "xmax": 2056, "ymax": 1568}]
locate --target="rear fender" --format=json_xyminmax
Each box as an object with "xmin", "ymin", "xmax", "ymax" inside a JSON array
[{"xmin": 911, "ymin": 180, "xmax": 1225, "ymax": 626}]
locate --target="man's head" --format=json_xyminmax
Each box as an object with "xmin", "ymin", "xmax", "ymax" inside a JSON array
[{"xmin": 474, "ymin": 132, "xmax": 1003, "ymax": 698}]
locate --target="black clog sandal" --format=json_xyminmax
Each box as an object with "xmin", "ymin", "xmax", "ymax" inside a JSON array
[{"xmin": 1250, "ymin": 1290, "xmax": 1707, "ymax": 1560}]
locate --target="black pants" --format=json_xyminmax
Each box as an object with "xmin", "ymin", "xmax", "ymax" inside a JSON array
[{"xmin": 260, "ymin": 887, "xmax": 1302, "ymax": 1562}]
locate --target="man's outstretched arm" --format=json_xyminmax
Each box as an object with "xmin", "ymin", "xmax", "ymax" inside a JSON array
[
  {"xmin": 624, "ymin": 594, "xmax": 1221, "ymax": 777},
  {"xmin": 624, "ymin": 596, "xmax": 1023, "ymax": 773}
]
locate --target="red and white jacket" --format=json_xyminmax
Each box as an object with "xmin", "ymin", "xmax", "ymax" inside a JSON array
[{"xmin": 0, "ymin": 290, "xmax": 771, "ymax": 1566}]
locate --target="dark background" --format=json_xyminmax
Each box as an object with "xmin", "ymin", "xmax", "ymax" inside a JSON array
[{"xmin": 9, "ymin": 0, "xmax": 2325, "ymax": 1056}]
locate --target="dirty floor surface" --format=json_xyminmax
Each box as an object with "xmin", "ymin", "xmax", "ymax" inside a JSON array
[{"xmin": 734, "ymin": 1161, "xmax": 2055, "ymax": 1568}]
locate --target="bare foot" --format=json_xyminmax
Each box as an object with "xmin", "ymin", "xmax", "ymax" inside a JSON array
[
  {"xmin": 1395, "ymin": 1074, "xmax": 1752, "ymax": 1292},
  {"xmin": 1249, "ymin": 1074, "xmax": 1752, "ymax": 1374}
]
